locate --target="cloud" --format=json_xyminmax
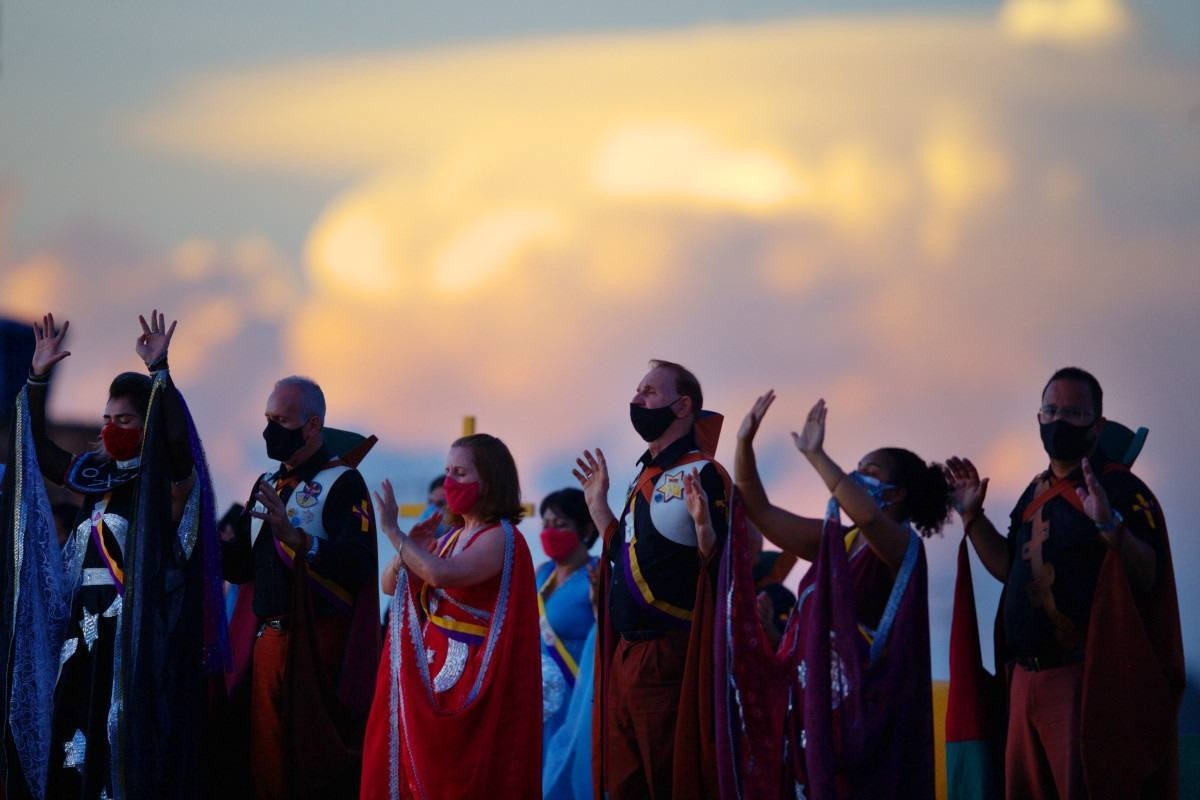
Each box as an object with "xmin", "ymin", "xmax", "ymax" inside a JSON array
[
  {"xmin": 0, "ymin": 229, "xmax": 302, "ymax": 505},
  {"xmin": 7, "ymin": 9, "xmax": 1198, "ymax": 676},
  {"xmin": 1000, "ymin": 0, "xmax": 1130, "ymax": 46}
]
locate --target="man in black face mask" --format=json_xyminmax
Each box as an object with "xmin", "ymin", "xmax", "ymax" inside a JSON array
[
  {"xmin": 947, "ymin": 367, "xmax": 1182, "ymax": 799},
  {"xmin": 573, "ymin": 359, "xmax": 730, "ymax": 799},
  {"xmin": 220, "ymin": 376, "xmax": 378, "ymax": 800}
]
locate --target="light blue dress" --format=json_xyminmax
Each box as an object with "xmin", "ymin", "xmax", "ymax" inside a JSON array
[{"xmin": 536, "ymin": 559, "xmax": 596, "ymax": 798}]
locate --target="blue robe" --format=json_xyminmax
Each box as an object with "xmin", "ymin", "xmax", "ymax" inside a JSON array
[{"xmin": 535, "ymin": 560, "xmax": 595, "ymax": 798}]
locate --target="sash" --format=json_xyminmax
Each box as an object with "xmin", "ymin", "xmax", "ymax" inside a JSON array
[
  {"xmin": 267, "ymin": 465, "xmax": 369, "ymax": 611},
  {"xmin": 88, "ymin": 494, "xmax": 126, "ymax": 595},
  {"xmin": 418, "ymin": 526, "xmax": 499, "ymax": 645},
  {"xmin": 617, "ymin": 451, "xmax": 715, "ymax": 626},
  {"xmin": 537, "ymin": 570, "xmax": 580, "ymax": 688}
]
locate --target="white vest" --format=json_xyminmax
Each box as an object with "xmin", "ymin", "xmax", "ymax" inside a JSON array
[
  {"xmin": 621, "ymin": 456, "xmax": 717, "ymax": 547},
  {"xmin": 250, "ymin": 463, "xmax": 351, "ymax": 548}
]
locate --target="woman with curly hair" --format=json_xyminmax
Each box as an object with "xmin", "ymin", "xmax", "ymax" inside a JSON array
[{"xmin": 719, "ymin": 391, "xmax": 951, "ymax": 800}]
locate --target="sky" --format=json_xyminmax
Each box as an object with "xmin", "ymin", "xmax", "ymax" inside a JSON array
[{"xmin": 1, "ymin": 0, "xmax": 1198, "ymax": 700}]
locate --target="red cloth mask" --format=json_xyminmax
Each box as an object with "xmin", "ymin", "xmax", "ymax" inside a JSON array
[
  {"xmin": 102, "ymin": 422, "xmax": 142, "ymax": 461},
  {"xmin": 540, "ymin": 528, "xmax": 580, "ymax": 561},
  {"xmin": 443, "ymin": 477, "xmax": 482, "ymax": 516}
]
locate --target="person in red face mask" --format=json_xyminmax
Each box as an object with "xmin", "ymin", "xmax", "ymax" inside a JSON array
[
  {"xmin": 535, "ymin": 488, "xmax": 599, "ymax": 797},
  {"xmin": 4, "ymin": 310, "xmax": 226, "ymax": 800},
  {"xmin": 362, "ymin": 433, "xmax": 541, "ymax": 800}
]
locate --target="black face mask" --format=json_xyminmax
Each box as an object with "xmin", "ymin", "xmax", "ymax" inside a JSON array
[
  {"xmin": 630, "ymin": 400, "xmax": 680, "ymax": 443},
  {"xmin": 264, "ymin": 419, "xmax": 307, "ymax": 462},
  {"xmin": 1039, "ymin": 419, "xmax": 1094, "ymax": 462}
]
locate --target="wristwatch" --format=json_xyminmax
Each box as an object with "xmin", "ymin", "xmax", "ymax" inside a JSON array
[{"xmin": 1096, "ymin": 509, "xmax": 1124, "ymax": 534}]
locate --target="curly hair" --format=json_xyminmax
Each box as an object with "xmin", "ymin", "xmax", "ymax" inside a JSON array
[{"xmin": 878, "ymin": 447, "xmax": 952, "ymax": 537}]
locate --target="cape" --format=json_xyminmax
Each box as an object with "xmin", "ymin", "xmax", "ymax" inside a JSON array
[
  {"xmin": 361, "ymin": 519, "xmax": 541, "ymax": 799},
  {"xmin": 947, "ymin": 459, "xmax": 1184, "ymax": 799},
  {"xmin": 592, "ymin": 412, "xmax": 728, "ymax": 800},
  {"xmin": 1, "ymin": 375, "xmax": 227, "ymax": 800},
  {"xmin": 223, "ymin": 430, "xmax": 381, "ymax": 799},
  {"xmin": 715, "ymin": 492, "xmax": 934, "ymax": 799}
]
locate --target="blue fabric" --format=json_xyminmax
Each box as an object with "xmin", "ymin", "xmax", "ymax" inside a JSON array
[
  {"xmin": 536, "ymin": 560, "xmax": 595, "ymax": 798},
  {"xmin": 6, "ymin": 388, "xmax": 73, "ymax": 800},
  {"xmin": 542, "ymin": 626, "xmax": 596, "ymax": 800}
]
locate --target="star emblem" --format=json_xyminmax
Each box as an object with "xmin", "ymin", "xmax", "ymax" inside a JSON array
[
  {"xmin": 81, "ymin": 608, "xmax": 100, "ymax": 652},
  {"xmin": 64, "ymin": 729, "xmax": 87, "ymax": 771},
  {"xmin": 655, "ymin": 471, "xmax": 685, "ymax": 503}
]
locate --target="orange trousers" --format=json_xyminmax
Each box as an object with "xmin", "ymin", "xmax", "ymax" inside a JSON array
[{"xmin": 249, "ymin": 616, "xmax": 348, "ymax": 800}]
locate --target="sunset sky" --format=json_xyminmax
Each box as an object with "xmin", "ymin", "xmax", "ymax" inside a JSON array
[{"xmin": 2, "ymin": 0, "xmax": 1197, "ymax": 701}]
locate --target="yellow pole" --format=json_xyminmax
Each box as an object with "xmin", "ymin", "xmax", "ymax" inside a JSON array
[{"xmin": 462, "ymin": 415, "xmax": 476, "ymax": 436}]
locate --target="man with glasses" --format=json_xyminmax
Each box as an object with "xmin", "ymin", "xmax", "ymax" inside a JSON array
[{"xmin": 947, "ymin": 367, "xmax": 1183, "ymax": 799}]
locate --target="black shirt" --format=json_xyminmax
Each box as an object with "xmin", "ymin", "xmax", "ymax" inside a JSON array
[
  {"xmin": 221, "ymin": 446, "xmax": 376, "ymax": 619},
  {"xmin": 1003, "ymin": 460, "xmax": 1164, "ymax": 661},
  {"xmin": 607, "ymin": 431, "xmax": 729, "ymax": 635}
]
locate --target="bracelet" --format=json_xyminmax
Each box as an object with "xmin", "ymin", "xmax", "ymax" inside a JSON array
[
  {"xmin": 1096, "ymin": 509, "xmax": 1124, "ymax": 534},
  {"xmin": 145, "ymin": 356, "xmax": 169, "ymax": 373},
  {"xmin": 963, "ymin": 513, "xmax": 985, "ymax": 535},
  {"xmin": 26, "ymin": 373, "xmax": 49, "ymax": 386}
]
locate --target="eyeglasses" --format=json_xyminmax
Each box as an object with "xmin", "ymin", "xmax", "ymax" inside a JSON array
[{"xmin": 1038, "ymin": 404, "xmax": 1096, "ymax": 425}]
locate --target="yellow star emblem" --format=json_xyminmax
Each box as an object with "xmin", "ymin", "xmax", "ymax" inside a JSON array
[{"xmin": 656, "ymin": 471, "xmax": 685, "ymax": 502}]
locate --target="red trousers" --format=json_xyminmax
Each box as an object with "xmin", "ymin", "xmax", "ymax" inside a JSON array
[
  {"xmin": 604, "ymin": 629, "xmax": 689, "ymax": 800},
  {"xmin": 250, "ymin": 616, "xmax": 348, "ymax": 800},
  {"xmin": 1006, "ymin": 662, "xmax": 1085, "ymax": 800}
]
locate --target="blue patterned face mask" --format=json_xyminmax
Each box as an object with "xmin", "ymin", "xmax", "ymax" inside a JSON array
[{"xmin": 848, "ymin": 470, "xmax": 897, "ymax": 509}]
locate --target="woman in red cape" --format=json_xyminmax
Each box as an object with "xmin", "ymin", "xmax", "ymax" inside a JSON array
[{"xmin": 360, "ymin": 434, "xmax": 541, "ymax": 800}]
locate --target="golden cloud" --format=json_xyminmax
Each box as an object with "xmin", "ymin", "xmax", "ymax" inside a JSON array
[
  {"xmin": 1000, "ymin": 0, "xmax": 1130, "ymax": 46},
  {"xmin": 122, "ymin": 12, "xmax": 1200, "ymax": 509}
]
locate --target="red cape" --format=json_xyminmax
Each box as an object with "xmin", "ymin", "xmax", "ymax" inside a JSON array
[
  {"xmin": 1079, "ymin": 485, "xmax": 1184, "ymax": 798},
  {"xmin": 360, "ymin": 524, "xmax": 541, "ymax": 799}
]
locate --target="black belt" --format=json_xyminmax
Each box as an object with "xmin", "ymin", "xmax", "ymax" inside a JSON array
[{"xmin": 1012, "ymin": 651, "xmax": 1084, "ymax": 672}]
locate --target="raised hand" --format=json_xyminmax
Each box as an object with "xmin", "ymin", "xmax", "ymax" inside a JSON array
[
  {"xmin": 409, "ymin": 509, "xmax": 443, "ymax": 546},
  {"xmin": 683, "ymin": 467, "xmax": 711, "ymax": 528},
  {"xmin": 373, "ymin": 479, "xmax": 404, "ymax": 547},
  {"xmin": 135, "ymin": 309, "xmax": 177, "ymax": 367},
  {"xmin": 572, "ymin": 449, "xmax": 610, "ymax": 512},
  {"xmin": 945, "ymin": 456, "xmax": 989, "ymax": 522},
  {"xmin": 1077, "ymin": 458, "xmax": 1114, "ymax": 533},
  {"xmin": 790, "ymin": 399, "xmax": 827, "ymax": 457},
  {"xmin": 737, "ymin": 390, "xmax": 776, "ymax": 443},
  {"xmin": 250, "ymin": 479, "xmax": 303, "ymax": 549},
  {"xmin": 30, "ymin": 313, "xmax": 71, "ymax": 377}
]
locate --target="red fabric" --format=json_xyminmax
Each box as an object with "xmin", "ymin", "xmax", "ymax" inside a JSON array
[
  {"xmin": 1079, "ymin": 505, "xmax": 1184, "ymax": 799},
  {"xmin": 359, "ymin": 527, "xmax": 541, "ymax": 799},
  {"xmin": 1005, "ymin": 664, "xmax": 1086, "ymax": 800},
  {"xmin": 946, "ymin": 538, "xmax": 1005, "ymax": 744},
  {"xmin": 226, "ymin": 583, "xmax": 257, "ymax": 695}
]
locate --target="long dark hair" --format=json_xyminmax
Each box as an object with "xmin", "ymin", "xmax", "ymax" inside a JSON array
[
  {"xmin": 878, "ymin": 447, "xmax": 952, "ymax": 537},
  {"xmin": 451, "ymin": 433, "xmax": 524, "ymax": 524}
]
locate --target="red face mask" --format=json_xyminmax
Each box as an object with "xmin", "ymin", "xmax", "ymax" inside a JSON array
[
  {"xmin": 540, "ymin": 528, "xmax": 581, "ymax": 561},
  {"xmin": 101, "ymin": 422, "xmax": 142, "ymax": 461},
  {"xmin": 443, "ymin": 477, "xmax": 482, "ymax": 516}
]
